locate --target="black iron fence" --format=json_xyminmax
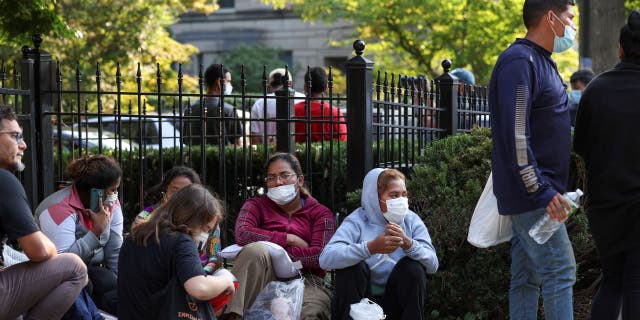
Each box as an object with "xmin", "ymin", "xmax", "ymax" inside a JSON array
[{"xmin": 0, "ymin": 37, "xmax": 490, "ymax": 244}]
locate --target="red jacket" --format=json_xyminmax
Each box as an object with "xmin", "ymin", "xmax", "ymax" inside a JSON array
[
  {"xmin": 294, "ymin": 100, "xmax": 347, "ymax": 143},
  {"xmin": 235, "ymin": 194, "xmax": 336, "ymax": 278}
]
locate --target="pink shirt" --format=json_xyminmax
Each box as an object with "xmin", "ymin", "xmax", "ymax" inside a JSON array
[{"xmin": 235, "ymin": 194, "xmax": 336, "ymax": 278}]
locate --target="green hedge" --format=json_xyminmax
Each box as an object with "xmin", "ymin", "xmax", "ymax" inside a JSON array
[
  {"xmin": 406, "ymin": 127, "xmax": 595, "ymax": 319},
  {"xmin": 55, "ymin": 143, "xmax": 350, "ymax": 243}
]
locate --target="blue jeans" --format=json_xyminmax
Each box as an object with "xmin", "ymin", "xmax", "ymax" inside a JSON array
[{"xmin": 509, "ymin": 207, "xmax": 576, "ymax": 320}]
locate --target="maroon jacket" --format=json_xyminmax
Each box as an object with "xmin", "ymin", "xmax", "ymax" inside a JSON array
[{"xmin": 235, "ymin": 194, "xmax": 336, "ymax": 278}]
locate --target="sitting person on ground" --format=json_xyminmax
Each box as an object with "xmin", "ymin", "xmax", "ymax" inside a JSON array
[
  {"xmin": 220, "ymin": 152, "xmax": 336, "ymax": 320},
  {"xmin": 36, "ymin": 155, "xmax": 123, "ymax": 315},
  {"xmin": 133, "ymin": 165, "xmax": 202, "ymax": 227},
  {"xmin": 294, "ymin": 67, "xmax": 347, "ymax": 143},
  {"xmin": 250, "ymin": 67, "xmax": 306, "ymax": 145},
  {"xmin": 132, "ymin": 165, "xmax": 223, "ymax": 273},
  {"xmin": 320, "ymin": 168, "xmax": 439, "ymax": 320},
  {"xmin": 118, "ymin": 184, "xmax": 235, "ymax": 319},
  {"xmin": 0, "ymin": 104, "xmax": 88, "ymax": 319}
]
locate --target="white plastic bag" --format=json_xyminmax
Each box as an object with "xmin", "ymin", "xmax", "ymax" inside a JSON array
[
  {"xmin": 2, "ymin": 244, "xmax": 29, "ymax": 267},
  {"xmin": 349, "ymin": 298, "xmax": 385, "ymax": 320},
  {"xmin": 467, "ymin": 173, "xmax": 513, "ymax": 248},
  {"xmin": 245, "ymin": 278, "xmax": 305, "ymax": 320},
  {"xmin": 219, "ymin": 242, "xmax": 302, "ymax": 278}
]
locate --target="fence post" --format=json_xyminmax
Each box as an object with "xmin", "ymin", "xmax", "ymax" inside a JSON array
[
  {"xmin": 435, "ymin": 59, "xmax": 459, "ymax": 137},
  {"xmin": 21, "ymin": 34, "xmax": 54, "ymax": 208},
  {"xmin": 275, "ymin": 83, "xmax": 295, "ymax": 154},
  {"xmin": 345, "ymin": 40, "xmax": 374, "ymax": 191}
]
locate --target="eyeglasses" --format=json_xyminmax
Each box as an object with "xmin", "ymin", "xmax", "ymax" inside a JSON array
[
  {"xmin": 264, "ymin": 172, "xmax": 297, "ymax": 183},
  {"xmin": 0, "ymin": 131, "xmax": 24, "ymax": 144}
]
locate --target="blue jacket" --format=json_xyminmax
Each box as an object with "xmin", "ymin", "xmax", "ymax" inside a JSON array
[
  {"xmin": 319, "ymin": 168, "xmax": 438, "ymax": 286},
  {"xmin": 489, "ymin": 38, "xmax": 571, "ymax": 215}
]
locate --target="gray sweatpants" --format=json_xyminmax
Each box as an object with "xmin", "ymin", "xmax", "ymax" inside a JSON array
[{"xmin": 0, "ymin": 253, "xmax": 88, "ymax": 320}]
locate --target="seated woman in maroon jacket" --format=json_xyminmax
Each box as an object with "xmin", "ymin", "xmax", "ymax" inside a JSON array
[{"xmin": 220, "ymin": 152, "xmax": 336, "ymax": 320}]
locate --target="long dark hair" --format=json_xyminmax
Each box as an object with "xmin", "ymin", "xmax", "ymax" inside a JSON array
[
  {"xmin": 144, "ymin": 166, "xmax": 201, "ymax": 205},
  {"xmin": 131, "ymin": 184, "xmax": 223, "ymax": 246}
]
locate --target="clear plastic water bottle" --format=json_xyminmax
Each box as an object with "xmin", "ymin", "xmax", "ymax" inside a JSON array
[{"xmin": 528, "ymin": 189, "xmax": 583, "ymax": 244}]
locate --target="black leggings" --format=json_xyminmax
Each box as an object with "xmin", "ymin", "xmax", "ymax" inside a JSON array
[
  {"xmin": 591, "ymin": 246, "xmax": 640, "ymax": 320},
  {"xmin": 331, "ymin": 257, "xmax": 427, "ymax": 320},
  {"xmin": 87, "ymin": 266, "xmax": 118, "ymax": 315}
]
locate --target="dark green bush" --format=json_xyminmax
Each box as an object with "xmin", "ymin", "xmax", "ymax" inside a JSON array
[
  {"xmin": 406, "ymin": 127, "xmax": 595, "ymax": 319},
  {"xmin": 56, "ymin": 142, "xmax": 349, "ymax": 244}
]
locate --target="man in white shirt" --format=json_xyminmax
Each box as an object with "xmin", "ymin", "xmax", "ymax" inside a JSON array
[{"xmin": 250, "ymin": 68, "xmax": 306, "ymax": 145}]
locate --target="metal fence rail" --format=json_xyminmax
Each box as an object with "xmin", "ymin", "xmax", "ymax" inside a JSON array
[{"xmin": 1, "ymin": 37, "xmax": 490, "ymax": 244}]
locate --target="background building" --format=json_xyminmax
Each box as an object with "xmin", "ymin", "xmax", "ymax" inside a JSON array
[{"xmin": 170, "ymin": 0, "xmax": 355, "ymax": 91}]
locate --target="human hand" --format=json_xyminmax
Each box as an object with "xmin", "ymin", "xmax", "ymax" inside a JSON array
[
  {"xmin": 286, "ymin": 234, "xmax": 309, "ymax": 248},
  {"xmin": 385, "ymin": 222, "xmax": 412, "ymax": 250},
  {"xmin": 88, "ymin": 197, "xmax": 111, "ymax": 236},
  {"xmin": 367, "ymin": 233, "xmax": 403, "ymax": 254},
  {"xmin": 546, "ymin": 193, "xmax": 571, "ymax": 222}
]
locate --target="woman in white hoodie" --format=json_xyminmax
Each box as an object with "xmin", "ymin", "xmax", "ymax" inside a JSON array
[{"xmin": 319, "ymin": 168, "xmax": 438, "ymax": 319}]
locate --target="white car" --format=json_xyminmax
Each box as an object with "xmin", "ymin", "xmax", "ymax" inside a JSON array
[
  {"xmin": 76, "ymin": 115, "xmax": 182, "ymax": 150},
  {"xmin": 54, "ymin": 128, "xmax": 137, "ymax": 151}
]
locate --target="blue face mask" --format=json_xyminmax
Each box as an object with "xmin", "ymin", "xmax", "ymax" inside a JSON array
[
  {"xmin": 549, "ymin": 13, "xmax": 576, "ymax": 53},
  {"xmin": 569, "ymin": 90, "xmax": 582, "ymax": 105}
]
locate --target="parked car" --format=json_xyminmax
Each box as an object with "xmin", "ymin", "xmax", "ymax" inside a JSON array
[
  {"xmin": 53, "ymin": 128, "xmax": 137, "ymax": 152},
  {"xmin": 75, "ymin": 115, "xmax": 182, "ymax": 150}
]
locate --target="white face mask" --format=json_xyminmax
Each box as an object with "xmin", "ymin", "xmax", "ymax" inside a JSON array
[
  {"xmin": 197, "ymin": 231, "xmax": 209, "ymax": 251},
  {"xmin": 104, "ymin": 192, "xmax": 118, "ymax": 207},
  {"xmin": 224, "ymin": 84, "xmax": 233, "ymax": 95},
  {"xmin": 382, "ymin": 197, "xmax": 409, "ymax": 224},
  {"xmin": 267, "ymin": 184, "xmax": 298, "ymax": 205}
]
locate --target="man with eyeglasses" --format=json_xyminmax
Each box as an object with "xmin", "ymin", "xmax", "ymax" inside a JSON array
[{"xmin": 0, "ymin": 104, "xmax": 88, "ymax": 319}]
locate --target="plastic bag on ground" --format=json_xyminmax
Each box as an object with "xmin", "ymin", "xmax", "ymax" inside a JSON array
[
  {"xmin": 349, "ymin": 298, "xmax": 385, "ymax": 320},
  {"xmin": 245, "ymin": 278, "xmax": 304, "ymax": 320}
]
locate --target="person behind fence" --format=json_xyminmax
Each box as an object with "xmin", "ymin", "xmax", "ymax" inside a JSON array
[
  {"xmin": 183, "ymin": 63, "xmax": 244, "ymax": 146},
  {"xmin": 568, "ymin": 69, "xmax": 594, "ymax": 126},
  {"xmin": 220, "ymin": 152, "xmax": 335, "ymax": 320},
  {"xmin": 450, "ymin": 67, "xmax": 476, "ymax": 87},
  {"xmin": 294, "ymin": 67, "xmax": 347, "ymax": 143},
  {"xmin": 0, "ymin": 104, "xmax": 88, "ymax": 319},
  {"xmin": 132, "ymin": 165, "xmax": 223, "ymax": 275},
  {"xmin": 573, "ymin": 11, "xmax": 640, "ymax": 320},
  {"xmin": 489, "ymin": 0, "xmax": 578, "ymax": 319},
  {"xmin": 117, "ymin": 184, "xmax": 235, "ymax": 319},
  {"xmin": 250, "ymin": 68, "xmax": 306, "ymax": 145},
  {"xmin": 319, "ymin": 168, "xmax": 439, "ymax": 320},
  {"xmin": 36, "ymin": 155, "xmax": 123, "ymax": 315}
]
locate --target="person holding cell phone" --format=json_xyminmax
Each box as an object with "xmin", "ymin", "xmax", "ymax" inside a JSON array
[{"xmin": 36, "ymin": 154, "xmax": 123, "ymax": 315}]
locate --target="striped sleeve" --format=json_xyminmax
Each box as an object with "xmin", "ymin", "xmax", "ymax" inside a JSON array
[{"xmin": 493, "ymin": 58, "xmax": 557, "ymax": 209}]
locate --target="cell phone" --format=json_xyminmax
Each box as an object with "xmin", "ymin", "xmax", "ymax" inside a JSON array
[{"xmin": 90, "ymin": 188, "xmax": 105, "ymax": 213}]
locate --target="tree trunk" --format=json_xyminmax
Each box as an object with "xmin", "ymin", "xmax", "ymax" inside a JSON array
[{"xmin": 586, "ymin": 0, "xmax": 626, "ymax": 74}]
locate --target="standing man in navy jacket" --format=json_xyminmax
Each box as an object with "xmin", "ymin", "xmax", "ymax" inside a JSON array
[{"xmin": 489, "ymin": 1, "xmax": 577, "ymax": 319}]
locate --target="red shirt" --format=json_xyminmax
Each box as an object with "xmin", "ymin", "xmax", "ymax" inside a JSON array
[
  {"xmin": 294, "ymin": 100, "xmax": 347, "ymax": 143},
  {"xmin": 235, "ymin": 194, "xmax": 336, "ymax": 278}
]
